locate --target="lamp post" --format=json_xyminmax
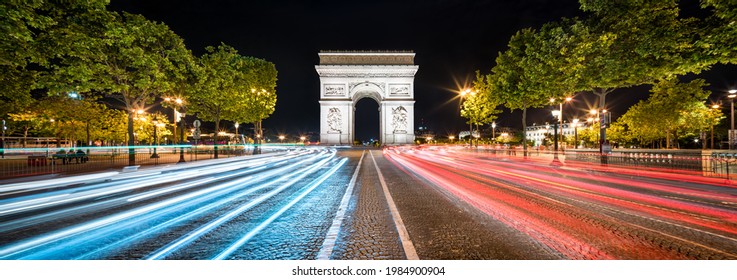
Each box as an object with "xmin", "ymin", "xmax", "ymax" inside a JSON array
[
  {"xmin": 234, "ymin": 122, "xmax": 240, "ymax": 145},
  {"xmin": 279, "ymin": 135, "xmax": 285, "ymax": 143},
  {"xmin": 178, "ymin": 112, "xmax": 186, "ymax": 163},
  {"xmin": 491, "ymin": 122, "xmax": 497, "ymax": 143},
  {"xmin": 1, "ymin": 119, "xmax": 5, "ymax": 159},
  {"xmin": 728, "ymin": 90, "xmax": 736, "ymax": 150},
  {"xmin": 572, "ymin": 119, "xmax": 579, "ymax": 149},
  {"xmin": 164, "ymin": 97, "xmax": 180, "ymax": 145},
  {"xmin": 151, "ymin": 116, "xmax": 160, "ymax": 158},
  {"xmin": 460, "ymin": 88, "xmax": 476, "ymax": 147},
  {"xmin": 551, "ymin": 110, "xmax": 561, "ymax": 164},
  {"xmin": 712, "ymin": 104, "xmax": 721, "ymax": 149},
  {"xmin": 449, "ymin": 135, "xmax": 455, "ymax": 144},
  {"xmin": 164, "ymin": 97, "xmax": 186, "ymax": 163}
]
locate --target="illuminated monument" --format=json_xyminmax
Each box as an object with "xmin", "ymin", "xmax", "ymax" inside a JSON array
[{"xmin": 316, "ymin": 51, "xmax": 418, "ymax": 145}]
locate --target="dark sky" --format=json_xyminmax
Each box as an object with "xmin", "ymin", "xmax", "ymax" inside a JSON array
[{"xmin": 108, "ymin": 0, "xmax": 737, "ymax": 141}]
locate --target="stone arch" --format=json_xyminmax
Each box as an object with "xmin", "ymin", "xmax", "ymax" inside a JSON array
[{"xmin": 316, "ymin": 51, "xmax": 418, "ymax": 145}]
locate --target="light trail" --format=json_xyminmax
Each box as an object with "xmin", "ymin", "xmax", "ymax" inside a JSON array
[
  {"xmin": 0, "ymin": 149, "xmax": 341, "ymax": 259},
  {"xmin": 145, "ymin": 151, "xmax": 337, "ymax": 260},
  {"xmin": 0, "ymin": 151, "xmax": 305, "ymax": 216},
  {"xmin": 212, "ymin": 157, "xmax": 347, "ymax": 260},
  {"xmin": 385, "ymin": 147, "xmax": 737, "ymax": 259}
]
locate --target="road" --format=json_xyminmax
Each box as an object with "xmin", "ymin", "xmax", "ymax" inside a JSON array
[
  {"xmin": 383, "ymin": 146, "xmax": 737, "ymax": 259},
  {"xmin": 1, "ymin": 146, "xmax": 736, "ymax": 259},
  {"xmin": 0, "ymin": 148, "xmax": 352, "ymax": 260}
]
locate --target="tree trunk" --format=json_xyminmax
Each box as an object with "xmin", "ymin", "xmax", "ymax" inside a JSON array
[
  {"xmin": 128, "ymin": 112, "xmax": 135, "ymax": 166},
  {"xmin": 254, "ymin": 120, "xmax": 263, "ymax": 155},
  {"xmin": 594, "ymin": 88, "xmax": 612, "ymax": 152},
  {"xmin": 522, "ymin": 107, "xmax": 528, "ymax": 158},
  {"xmin": 23, "ymin": 126, "xmax": 28, "ymax": 148},
  {"xmin": 214, "ymin": 117, "xmax": 220, "ymax": 159},
  {"xmin": 86, "ymin": 122, "xmax": 90, "ymax": 147}
]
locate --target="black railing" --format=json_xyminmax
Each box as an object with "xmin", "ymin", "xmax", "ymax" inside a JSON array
[{"xmin": 0, "ymin": 144, "xmax": 286, "ymax": 179}]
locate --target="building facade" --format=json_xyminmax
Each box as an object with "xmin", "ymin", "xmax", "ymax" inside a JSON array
[{"xmin": 316, "ymin": 51, "xmax": 418, "ymax": 145}]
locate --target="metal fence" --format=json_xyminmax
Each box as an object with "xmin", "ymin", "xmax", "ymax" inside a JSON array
[
  {"xmin": 0, "ymin": 144, "xmax": 285, "ymax": 179},
  {"xmin": 466, "ymin": 145, "xmax": 737, "ymax": 179}
]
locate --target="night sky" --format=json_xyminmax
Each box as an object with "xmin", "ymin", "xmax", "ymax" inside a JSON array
[{"xmin": 109, "ymin": 0, "xmax": 737, "ymax": 142}]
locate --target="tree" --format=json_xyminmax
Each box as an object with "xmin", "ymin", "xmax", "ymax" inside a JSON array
[
  {"xmin": 695, "ymin": 0, "xmax": 737, "ymax": 65},
  {"xmin": 486, "ymin": 23, "xmax": 581, "ymax": 156},
  {"xmin": 1, "ymin": 0, "xmax": 109, "ymax": 121},
  {"xmin": 39, "ymin": 12, "xmax": 195, "ymax": 164},
  {"xmin": 225, "ymin": 56, "xmax": 277, "ymax": 152},
  {"xmin": 192, "ymin": 44, "xmax": 277, "ymax": 157},
  {"xmin": 613, "ymin": 79, "xmax": 719, "ymax": 148},
  {"xmin": 190, "ymin": 44, "xmax": 241, "ymax": 158},
  {"xmin": 463, "ymin": 72, "xmax": 502, "ymax": 146}
]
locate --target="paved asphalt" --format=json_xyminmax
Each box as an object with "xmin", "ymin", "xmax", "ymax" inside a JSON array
[{"xmin": 1, "ymin": 146, "xmax": 735, "ymax": 259}]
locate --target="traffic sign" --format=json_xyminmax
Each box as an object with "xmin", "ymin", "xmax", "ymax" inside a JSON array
[
  {"xmin": 193, "ymin": 128, "xmax": 201, "ymax": 139},
  {"xmin": 193, "ymin": 120, "xmax": 201, "ymax": 128}
]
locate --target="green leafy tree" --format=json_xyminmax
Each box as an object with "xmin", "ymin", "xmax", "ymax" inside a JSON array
[
  {"xmin": 613, "ymin": 79, "xmax": 719, "ymax": 148},
  {"xmin": 463, "ymin": 72, "xmax": 502, "ymax": 146},
  {"xmin": 38, "ymin": 12, "xmax": 195, "ymax": 164},
  {"xmin": 192, "ymin": 44, "xmax": 277, "ymax": 157},
  {"xmin": 486, "ymin": 24, "xmax": 580, "ymax": 156},
  {"xmin": 190, "ymin": 44, "xmax": 240, "ymax": 158},
  {"xmin": 223, "ymin": 56, "xmax": 277, "ymax": 150},
  {"xmin": 1, "ymin": 0, "xmax": 109, "ymax": 120}
]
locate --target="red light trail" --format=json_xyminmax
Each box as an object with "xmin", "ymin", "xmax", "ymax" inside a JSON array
[{"xmin": 384, "ymin": 147, "xmax": 737, "ymax": 259}]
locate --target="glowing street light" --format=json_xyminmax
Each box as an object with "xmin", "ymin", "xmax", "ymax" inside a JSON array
[
  {"xmin": 163, "ymin": 96, "xmax": 187, "ymax": 162},
  {"xmin": 491, "ymin": 122, "xmax": 497, "ymax": 142},
  {"xmin": 459, "ymin": 88, "xmax": 476, "ymax": 147},
  {"xmin": 234, "ymin": 122, "xmax": 240, "ymax": 144},
  {"xmin": 278, "ymin": 135, "xmax": 285, "ymax": 143},
  {"xmin": 572, "ymin": 118, "xmax": 580, "ymax": 149},
  {"xmin": 728, "ymin": 90, "xmax": 736, "ymax": 150},
  {"xmin": 712, "ymin": 104, "xmax": 721, "ymax": 149},
  {"xmin": 151, "ymin": 116, "xmax": 160, "ymax": 159},
  {"xmin": 551, "ymin": 109, "xmax": 561, "ymax": 164}
]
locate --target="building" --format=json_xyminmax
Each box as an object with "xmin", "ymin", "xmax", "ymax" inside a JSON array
[{"xmin": 525, "ymin": 122, "xmax": 589, "ymax": 147}]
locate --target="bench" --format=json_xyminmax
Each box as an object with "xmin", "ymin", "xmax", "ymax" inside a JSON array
[{"xmin": 52, "ymin": 153, "xmax": 89, "ymax": 165}]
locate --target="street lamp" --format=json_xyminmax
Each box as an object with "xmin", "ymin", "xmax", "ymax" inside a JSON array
[
  {"xmin": 572, "ymin": 119, "xmax": 579, "ymax": 149},
  {"xmin": 278, "ymin": 135, "xmax": 285, "ymax": 143},
  {"xmin": 1, "ymin": 119, "xmax": 5, "ymax": 159},
  {"xmin": 449, "ymin": 135, "xmax": 455, "ymax": 143},
  {"xmin": 551, "ymin": 97, "xmax": 573, "ymax": 145},
  {"xmin": 712, "ymin": 104, "xmax": 721, "ymax": 149},
  {"xmin": 491, "ymin": 122, "xmax": 497, "ymax": 142},
  {"xmin": 459, "ymin": 88, "xmax": 476, "ymax": 147},
  {"xmin": 551, "ymin": 109, "xmax": 561, "ymax": 164},
  {"xmin": 234, "ymin": 122, "xmax": 240, "ymax": 145},
  {"xmin": 151, "ymin": 116, "xmax": 160, "ymax": 159},
  {"xmin": 728, "ymin": 90, "xmax": 736, "ymax": 150},
  {"xmin": 300, "ymin": 136, "xmax": 306, "ymax": 144}
]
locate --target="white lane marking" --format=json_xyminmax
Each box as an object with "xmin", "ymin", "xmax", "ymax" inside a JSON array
[
  {"xmin": 213, "ymin": 158, "xmax": 347, "ymax": 260},
  {"xmin": 370, "ymin": 150, "xmax": 419, "ymax": 260},
  {"xmin": 317, "ymin": 150, "xmax": 365, "ymax": 260}
]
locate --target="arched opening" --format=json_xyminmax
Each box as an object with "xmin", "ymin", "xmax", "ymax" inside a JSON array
[{"xmin": 354, "ymin": 97, "xmax": 380, "ymax": 145}]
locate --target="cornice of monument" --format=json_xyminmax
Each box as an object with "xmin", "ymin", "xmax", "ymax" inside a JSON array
[
  {"xmin": 315, "ymin": 65, "xmax": 419, "ymax": 77},
  {"xmin": 318, "ymin": 51, "xmax": 415, "ymax": 65}
]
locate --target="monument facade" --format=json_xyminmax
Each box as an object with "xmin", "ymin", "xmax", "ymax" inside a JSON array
[{"xmin": 316, "ymin": 51, "xmax": 418, "ymax": 145}]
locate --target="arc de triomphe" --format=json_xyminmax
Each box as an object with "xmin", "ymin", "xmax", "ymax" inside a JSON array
[{"xmin": 316, "ymin": 51, "xmax": 418, "ymax": 145}]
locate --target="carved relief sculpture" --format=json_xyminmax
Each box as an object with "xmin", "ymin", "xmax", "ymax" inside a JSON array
[
  {"xmin": 327, "ymin": 108, "xmax": 342, "ymax": 133},
  {"xmin": 392, "ymin": 106, "xmax": 408, "ymax": 133}
]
